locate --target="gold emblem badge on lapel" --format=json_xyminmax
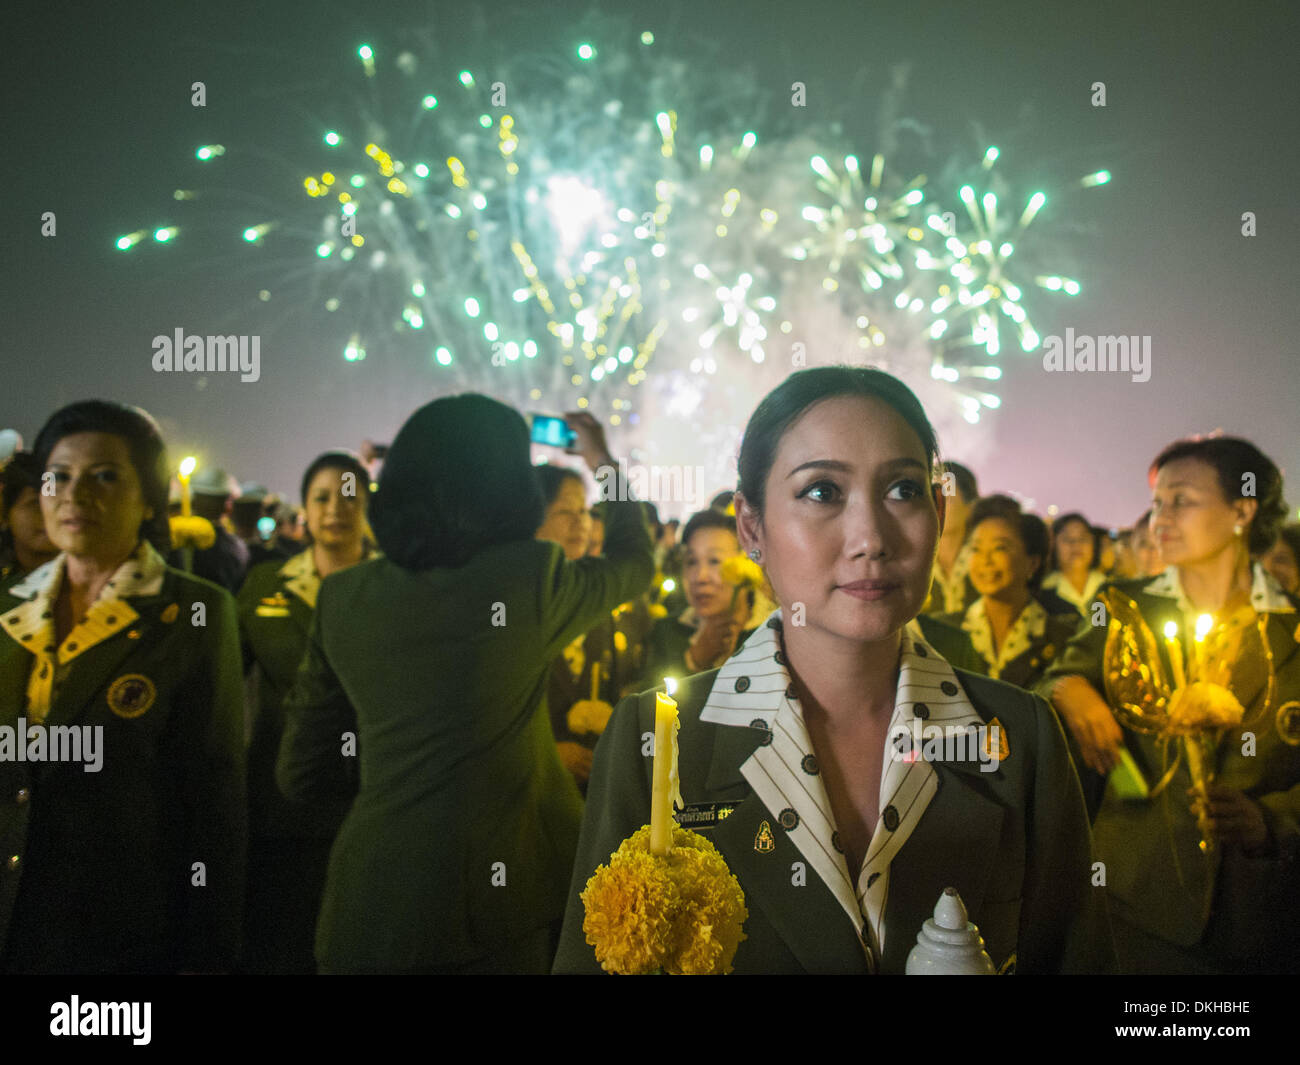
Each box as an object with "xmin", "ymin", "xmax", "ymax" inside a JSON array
[
  {"xmin": 255, "ymin": 592, "xmax": 292, "ymax": 618},
  {"xmin": 160, "ymin": 603, "xmax": 179, "ymax": 624},
  {"xmin": 984, "ymin": 716, "xmax": 1010, "ymax": 761},
  {"xmin": 754, "ymin": 819, "xmax": 775, "ymax": 853},
  {"xmin": 1275, "ymin": 701, "xmax": 1300, "ymax": 746},
  {"xmin": 107, "ymin": 674, "xmax": 156, "ymax": 719}
]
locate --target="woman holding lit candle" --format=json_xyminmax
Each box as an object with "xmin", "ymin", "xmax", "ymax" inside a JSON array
[
  {"xmin": 556, "ymin": 367, "xmax": 1112, "ymax": 974},
  {"xmin": 277, "ymin": 396, "xmax": 653, "ymax": 974},
  {"xmin": 0, "ymin": 401, "xmax": 245, "ymax": 973},
  {"xmin": 1039, "ymin": 435, "xmax": 1300, "ymax": 973}
]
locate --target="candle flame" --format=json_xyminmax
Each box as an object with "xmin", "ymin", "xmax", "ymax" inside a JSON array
[
  {"xmin": 664, "ymin": 676, "xmax": 677, "ymax": 696},
  {"xmin": 1163, "ymin": 621, "xmax": 1178, "ymax": 640},
  {"xmin": 179, "ymin": 456, "xmax": 197, "ymax": 477},
  {"xmin": 1194, "ymin": 614, "xmax": 1213, "ymax": 641}
]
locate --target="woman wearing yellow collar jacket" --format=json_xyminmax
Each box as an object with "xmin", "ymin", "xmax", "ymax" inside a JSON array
[
  {"xmin": 1039, "ymin": 435, "xmax": 1300, "ymax": 974},
  {"xmin": 236, "ymin": 450, "xmax": 374, "ymax": 973},
  {"xmin": 0, "ymin": 401, "xmax": 244, "ymax": 974},
  {"xmin": 555, "ymin": 368, "xmax": 1112, "ymax": 974}
]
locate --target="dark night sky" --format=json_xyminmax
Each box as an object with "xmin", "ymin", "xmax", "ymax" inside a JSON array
[{"xmin": 4, "ymin": 0, "xmax": 1297, "ymax": 525}]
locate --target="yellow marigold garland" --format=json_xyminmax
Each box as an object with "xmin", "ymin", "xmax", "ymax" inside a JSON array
[{"xmin": 581, "ymin": 824, "xmax": 748, "ymax": 974}]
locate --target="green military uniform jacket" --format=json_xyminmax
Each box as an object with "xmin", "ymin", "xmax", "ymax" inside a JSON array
[
  {"xmin": 911, "ymin": 613, "xmax": 984, "ymax": 675},
  {"xmin": 639, "ymin": 611, "xmax": 759, "ymax": 692},
  {"xmin": 277, "ymin": 489, "xmax": 654, "ymax": 972},
  {"xmin": 1036, "ymin": 565, "xmax": 1300, "ymax": 972},
  {"xmin": 238, "ymin": 550, "xmax": 353, "ymax": 839},
  {"xmin": 922, "ymin": 540, "xmax": 976, "ymax": 617},
  {"xmin": 0, "ymin": 542, "xmax": 245, "ymax": 973},
  {"xmin": 939, "ymin": 598, "xmax": 1082, "ymax": 691},
  {"xmin": 555, "ymin": 612, "xmax": 1113, "ymax": 974}
]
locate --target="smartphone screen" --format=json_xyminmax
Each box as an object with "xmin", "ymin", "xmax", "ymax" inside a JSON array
[{"xmin": 530, "ymin": 414, "xmax": 576, "ymax": 448}]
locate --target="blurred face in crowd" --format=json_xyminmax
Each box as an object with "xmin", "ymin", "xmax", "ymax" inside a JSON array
[
  {"xmin": 536, "ymin": 476, "xmax": 590, "ymax": 562},
  {"xmin": 943, "ymin": 490, "xmax": 972, "ymax": 537},
  {"xmin": 5, "ymin": 485, "xmax": 57, "ymax": 564},
  {"xmin": 1131, "ymin": 520, "xmax": 1164, "ymax": 577},
  {"xmin": 1054, "ymin": 519, "xmax": 1095, "ymax": 574},
  {"xmin": 1097, "ymin": 534, "xmax": 1117, "ymax": 573},
  {"xmin": 277, "ymin": 509, "xmax": 305, "ymax": 542},
  {"xmin": 968, "ymin": 517, "xmax": 1038, "ymax": 604},
  {"xmin": 683, "ymin": 526, "xmax": 742, "ymax": 621},
  {"xmin": 305, "ymin": 467, "xmax": 367, "ymax": 553},
  {"xmin": 738, "ymin": 395, "xmax": 940, "ymax": 647},
  {"xmin": 1150, "ymin": 458, "xmax": 1255, "ymax": 569},
  {"xmin": 42, "ymin": 432, "xmax": 151, "ymax": 566},
  {"xmin": 1261, "ymin": 536, "xmax": 1299, "ymax": 594},
  {"xmin": 586, "ymin": 514, "xmax": 605, "ymax": 557}
]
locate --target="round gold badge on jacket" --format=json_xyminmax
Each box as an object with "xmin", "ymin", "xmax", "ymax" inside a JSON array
[
  {"xmin": 1275, "ymin": 701, "xmax": 1300, "ymax": 746},
  {"xmin": 107, "ymin": 673, "xmax": 157, "ymax": 719}
]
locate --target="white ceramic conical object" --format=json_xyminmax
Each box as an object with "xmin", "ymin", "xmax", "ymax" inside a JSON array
[{"xmin": 905, "ymin": 887, "xmax": 996, "ymax": 974}]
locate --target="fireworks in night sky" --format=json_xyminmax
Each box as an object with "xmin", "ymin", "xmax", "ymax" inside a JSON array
[{"xmin": 116, "ymin": 23, "xmax": 1110, "ymax": 487}]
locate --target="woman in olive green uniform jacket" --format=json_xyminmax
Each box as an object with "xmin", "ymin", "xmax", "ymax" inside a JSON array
[
  {"xmin": 237, "ymin": 451, "xmax": 372, "ymax": 973},
  {"xmin": 936, "ymin": 496, "xmax": 1082, "ymax": 693},
  {"xmin": 555, "ymin": 368, "xmax": 1111, "ymax": 975},
  {"xmin": 0, "ymin": 401, "xmax": 244, "ymax": 974},
  {"xmin": 278, "ymin": 398, "xmax": 654, "ymax": 973},
  {"xmin": 1039, "ymin": 435, "xmax": 1300, "ymax": 973}
]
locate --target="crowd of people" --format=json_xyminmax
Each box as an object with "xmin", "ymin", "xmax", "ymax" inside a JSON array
[{"xmin": 0, "ymin": 369, "xmax": 1297, "ymax": 974}]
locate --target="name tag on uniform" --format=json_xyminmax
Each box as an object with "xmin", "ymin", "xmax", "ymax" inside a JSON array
[
  {"xmin": 673, "ymin": 801, "xmax": 738, "ymax": 831},
  {"xmin": 255, "ymin": 592, "xmax": 291, "ymax": 618}
]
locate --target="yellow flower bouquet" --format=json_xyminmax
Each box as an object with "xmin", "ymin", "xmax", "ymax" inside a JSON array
[
  {"xmin": 581, "ymin": 687, "xmax": 747, "ymax": 973},
  {"xmin": 169, "ymin": 514, "xmax": 216, "ymax": 550},
  {"xmin": 719, "ymin": 554, "xmax": 765, "ymax": 593},
  {"xmin": 581, "ymin": 824, "xmax": 748, "ymax": 975}
]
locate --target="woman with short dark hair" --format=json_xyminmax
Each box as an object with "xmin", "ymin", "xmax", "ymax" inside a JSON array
[
  {"xmin": 0, "ymin": 451, "xmax": 58, "ymax": 580},
  {"xmin": 1040, "ymin": 434, "xmax": 1299, "ymax": 973},
  {"xmin": 938, "ymin": 495, "xmax": 1079, "ymax": 692},
  {"xmin": 277, "ymin": 396, "xmax": 654, "ymax": 973},
  {"xmin": 0, "ymin": 400, "xmax": 245, "ymax": 973},
  {"xmin": 556, "ymin": 366, "xmax": 1110, "ymax": 974},
  {"xmin": 1041, "ymin": 512, "xmax": 1106, "ymax": 615},
  {"xmin": 639, "ymin": 508, "xmax": 757, "ymax": 687},
  {"xmin": 1260, "ymin": 524, "xmax": 1300, "ymax": 596}
]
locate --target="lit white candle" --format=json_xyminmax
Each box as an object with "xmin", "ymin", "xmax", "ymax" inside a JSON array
[
  {"xmin": 649, "ymin": 678, "xmax": 682, "ymax": 856},
  {"xmin": 1163, "ymin": 621, "xmax": 1187, "ymax": 691}
]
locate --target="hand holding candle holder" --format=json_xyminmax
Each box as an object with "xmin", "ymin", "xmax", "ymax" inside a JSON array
[
  {"xmin": 567, "ymin": 662, "xmax": 615, "ymax": 737},
  {"xmin": 580, "ymin": 681, "xmax": 748, "ymax": 974},
  {"xmin": 168, "ymin": 456, "xmax": 215, "ymax": 568},
  {"xmin": 719, "ymin": 554, "xmax": 766, "ymax": 611},
  {"xmin": 906, "ymin": 888, "xmax": 995, "ymax": 975},
  {"xmin": 1102, "ymin": 590, "xmax": 1276, "ymax": 854}
]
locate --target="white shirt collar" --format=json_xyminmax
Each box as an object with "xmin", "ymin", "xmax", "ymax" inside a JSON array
[
  {"xmin": 1142, "ymin": 562, "xmax": 1294, "ymax": 615},
  {"xmin": 7, "ymin": 541, "xmax": 166, "ymax": 604},
  {"xmin": 961, "ymin": 597, "xmax": 1047, "ymax": 679},
  {"xmin": 701, "ymin": 607, "xmax": 986, "ymax": 960}
]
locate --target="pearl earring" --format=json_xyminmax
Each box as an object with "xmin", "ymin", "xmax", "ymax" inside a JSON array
[{"xmin": 1234, "ymin": 524, "xmax": 1243, "ymax": 536}]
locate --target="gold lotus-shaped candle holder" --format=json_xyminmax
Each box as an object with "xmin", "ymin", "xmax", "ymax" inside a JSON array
[{"xmin": 1101, "ymin": 589, "xmax": 1276, "ymax": 853}]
